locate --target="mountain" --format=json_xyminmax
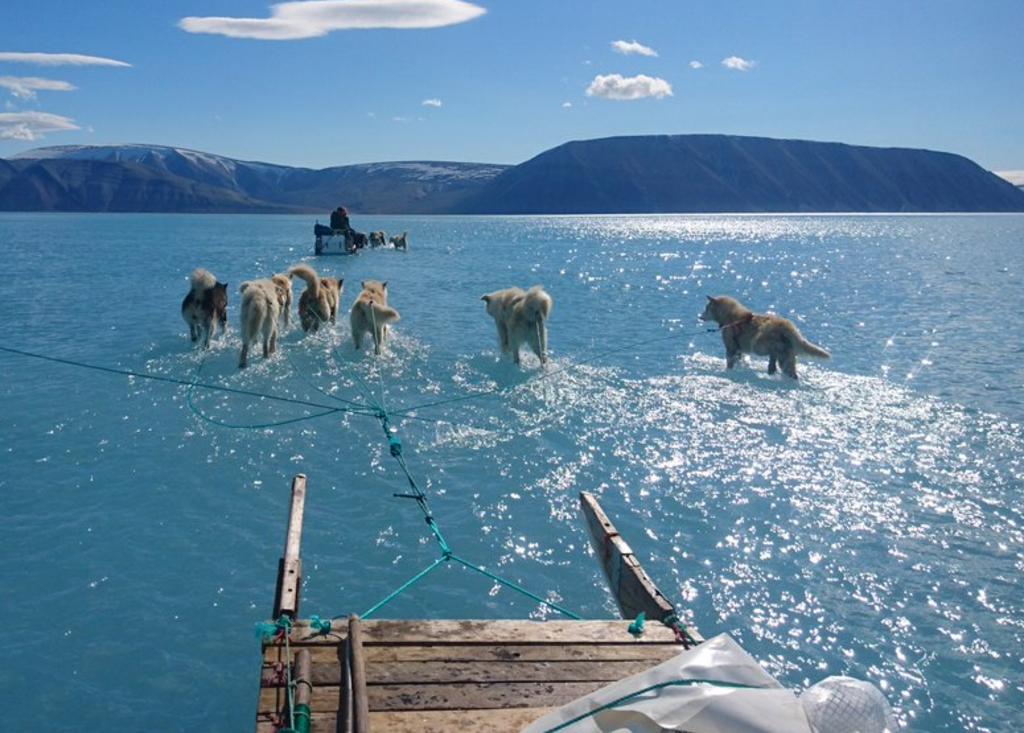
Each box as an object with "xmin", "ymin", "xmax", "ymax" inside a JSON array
[
  {"xmin": 3, "ymin": 137, "xmax": 1023, "ymax": 214},
  {"xmin": 1, "ymin": 144, "xmax": 508, "ymax": 213},
  {"xmin": 459, "ymin": 135, "xmax": 1024, "ymax": 213}
]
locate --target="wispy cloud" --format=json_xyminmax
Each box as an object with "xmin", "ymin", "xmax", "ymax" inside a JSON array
[
  {"xmin": 0, "ymin": 52, "xmax": 130, "ymax": 67},
  {"xmin": 0, "ymin": 111, "xmax": 79, "ymax": 141},
  {"xmin": 586, "ymin": 73, "xmax": 672, "ymax": 101},
  {"xmin": 0, "ymin": 76, "xmax": 76, "ymax": 100},
  {"xmin": 421, "ymin": 98, "xmax": 442, "ymax": 108},
  {"xmin": 179, "ymin": 0, "xmax": 486, "ymax": 40},
  {"xmin": 561, "ymin": 101, "xmax": 572, "ymax": 108},
  {"xmin": 611, "ymin": 39, "xmax": 658, "ymax": 57},
  {"xmin": 721, "ymin": 55, "xmax": 755, "ymax": 71},
  {"xmin": 689, "ymin": 60, "xmax": 703, "ymax": 69},
  {"xmin": 392, "ymin": 116, "xmax": 409, "ymax": 123}
]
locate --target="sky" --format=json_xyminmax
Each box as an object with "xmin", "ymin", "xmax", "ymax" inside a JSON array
[{"xmin": 1, "ymin": 0, "xmax": 1022, "ymax": 171}]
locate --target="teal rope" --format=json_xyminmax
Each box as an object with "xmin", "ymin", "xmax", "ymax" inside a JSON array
[
  {"xmin": 449, "ymin": 553, "xmax": 581, "ymax": 620},
  {"xmin": 355, "ymin": 555, "xmax": 449, "ymax": 620},
  {"xmin": 541, "ymin": 677, "xmax": 764, "ymax": 733},
  {"xmin": 185, "ymin": 352, "xmax": 374, "ymax": 429},
  {"xmin": 0, "ymin": 345, "xmax": 370, "ymax": 415}
]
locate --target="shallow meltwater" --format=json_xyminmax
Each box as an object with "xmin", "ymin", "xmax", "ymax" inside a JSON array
[{"xmin": 1, "ymin": 213, "xmax": 1023, "ymax": 731}]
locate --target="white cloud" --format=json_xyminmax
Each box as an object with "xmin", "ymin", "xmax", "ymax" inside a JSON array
[
  {"xmin": 421, "ymin": 98, "xmax": 442, "ymax": 108},
  {"xmin": 722, "ymin": 55, "xmax": 755, "ymax": 71},
  {"xmin": 611, "ymin": 39, "xmax": 658, "ymax": 57},
  {"xmin": 0, "ymin": 111, "xmax": 79, "ymax": 141},
  {"xmin": 0, "ymin": 52, "xmax": 130, "ymax": 67},
  {"xmin": 689, "ymin": 60, "xmax": 703, "ymax": 69},
  {"xmin": 179, "ymin": 0, "xmax": 486, "ymax": 40},
  {"xmin": 586, "ymin": 73, "xmax": 672, "ymax": 101},
  {"xmin": 561, "ymin": 101, "xmax": 572, "ymax": 108},
  {"xmin": 0, "ymin": 76, "xmax": 76, "ymax": 100},
  {"xmin": 392, "ymin": 116, "xmax": 409, "ymax": 123},
  {"xmin": 994, "ymin": 170, "xmax": 1024, "ymax": 186}
]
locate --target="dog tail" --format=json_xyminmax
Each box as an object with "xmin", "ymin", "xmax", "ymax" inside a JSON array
[
  {"xmin": 288, "ymin": 264, "xmax": 320, "ymax": 299},
  {"xmin": 794, "ymin": 332, "xmax": 831, "ymax": 359},
  {"xmin": 368, "ymin": 302, "xmax": 400, "ymax": 325},
  {"xmin": 522, "ymin": 286, "xmax": 552, "ymax": 321},
  {"xmin": 190, "ymin": 268, "xmax": 216, "ymax": 292}
]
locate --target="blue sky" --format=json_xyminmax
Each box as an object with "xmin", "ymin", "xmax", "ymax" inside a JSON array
[{"xmin": 1, "ymin": 0, "xmax": 1022, "ymax": 171}]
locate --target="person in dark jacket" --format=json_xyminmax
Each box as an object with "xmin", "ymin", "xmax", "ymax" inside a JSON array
[{"xmin": 329, "ymin": 206, "xmax": 350, "ymax": 232}]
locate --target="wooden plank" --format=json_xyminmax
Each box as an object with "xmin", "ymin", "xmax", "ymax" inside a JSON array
[
  {"xmin": 258, "ymin": 708, "xmax": 554, "ymax": 733},
  {"xmin": 579, "ymin": 491, "xmax": 676, "ymax": 624},
  {"xmin": 277, "ymin": 642, "xmax": 683, "ymax": 664},
  {"xmin": 368, "ymin": 708, "xmax": 554, "ymax": 732},
  {"xmin": 262, "ymin": 658, "xmax": 669, "ymax": 687},
  {"xmin": 260, "ymin": 680, "xmax": 609, "ymax": 713},
  {"xmin": 267, "ymin": 619, "xmax": 679, "ymax": 645},
  {"xmin": 348, "ymin": 616, "xmax": 369, "ymax": 733},
  {"xmin": 273, "ymin": 474, "xmax": 307, "ymax": 619}
]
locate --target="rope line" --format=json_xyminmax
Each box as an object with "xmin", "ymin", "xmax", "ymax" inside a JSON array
[
  {"xmin": 0, "ymin": 344, "xmax": 371, "ymax": 416},
  {"xmin": 540, "ymin": 677, "xmax": 763, "ymax": 733}
]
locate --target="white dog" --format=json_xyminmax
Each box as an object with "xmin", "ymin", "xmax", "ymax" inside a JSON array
[
  {"xmin": 350, "ymin": 280, "xmax": 400, "ymax": 355},
  {"xmin": 481, "ymin": 286, "xmax": 552, "ymax": 365},
  {"xmin": 237, "ymin": 279, "xmax": 281, "ymax": 368}
]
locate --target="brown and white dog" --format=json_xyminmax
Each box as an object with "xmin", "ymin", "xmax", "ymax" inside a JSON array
[
  {"xmin": 181, "ymin": 268, "xmax": 228, "ymax": 349},
  {"xmin": 350, "ymin": 280, "xmax": 400, "ymax": 355},
  {"xmin": 481, "ymin": 286, "xmax": 552, "ymax": 365},
  {"xmin": 700, "ymin": 295, "xmax": 830, "ymax": 379},
  {"xmin": 369, "ymin": 231, "xmax": 387, "ymax": 248},
  {"xmin": 237, "ymin": 279, "xmax": 281, "ymax": 368},
  {"xmin": 271, "ymin": 274, "xmax": 293, "ymax": 328},
  {"xmin": 289, "ymin": 264, "xmax": 343, "ymax": 333}
]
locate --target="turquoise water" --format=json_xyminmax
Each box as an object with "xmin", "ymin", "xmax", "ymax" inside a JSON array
[{"xmin": 1, "ymin": 213, "xmax": 1022, "ymax": 731}]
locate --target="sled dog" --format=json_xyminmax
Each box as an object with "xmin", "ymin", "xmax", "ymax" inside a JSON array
[
  {"xmin": 289, "ymin": 264, "xmax": 342, "ymax": 333},
  {"xmin": 350, "ymin": 280, "xmax": 400, "ymax": 355},
  {"xmin": 481, "ymin": 286, "xmax": 552, "ymax": 365},
  {"xmin": 237, "ymin": 279, "xmax": 281, "ymax": 368},
  {"xmin": 181, "ymin": 268, "xmax": 228, "ymax": 349},
  {"xmin": 700, "ymin": 295, "xmax": 830, "ymax": 379}
]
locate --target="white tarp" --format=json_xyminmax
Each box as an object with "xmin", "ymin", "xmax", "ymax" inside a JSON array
[{"xmin": 521, "ymin": 633, "xmax": 813, "ymax": 733}]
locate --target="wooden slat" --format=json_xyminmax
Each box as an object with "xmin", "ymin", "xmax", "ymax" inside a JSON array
[
  {"xmin": 265, "ymin": 619, "xmax": 679, "ymax": 645},
  {"xmin": 257, "ymin": 708, "xmax": 554, "ymax": 733},
  {"xmin": 579, "ymin": 491, "xmax": 676, "ymax": 624},
  {"xmin": 270, "ymin": 642, "xmax": 682, "ymax": 665},
  {"xmin": 260, "ymin": 680, "xmax": 609, "ymax": 713},
  {"xmin": 262, "ymin": 657, "xmax": 668, "ymax": 687},
  {"xmin": 348, "ymin": 616, "xmax": 369, "ymax": 733},
  {"xmin": 368, "ymin": 708, "xmax": 554, "ymax": 732},
  {"xmin": 273, "ymin": 474, "xmax": 307, "ymax": 619}
]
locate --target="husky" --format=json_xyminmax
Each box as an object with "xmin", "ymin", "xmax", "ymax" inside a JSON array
[
  {"xmin": 481, "ymin": 286, "xmax": 552, "ymax": 365},
  {"xmin": 700, "ymin": 295, "xmax": 830, "ymax": 379},
  {"xmin": 350, "ymin": 280, "xmax": 400, "ymax": 355},
  {"xmin": 270, "ymin": 273, "xmax": 293, "ymax": 328},
  {"xmin": 237, "ymin": 279, "xmax": 281, "ymax": 368},
  {"xmin": 389, "ymin": 231, "xmax": 408, "ymax": 250},
  {"xmin": 369, "ymin": 231, "xmax": 387, "ymax": 248},
  {"xmin": 181, "ymin": 268, "xmax": 228, "ymax": 349},
  {"xmin": 289, "ymin": 264, "xmax": 343, "ymax": 333}
]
